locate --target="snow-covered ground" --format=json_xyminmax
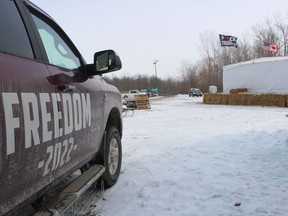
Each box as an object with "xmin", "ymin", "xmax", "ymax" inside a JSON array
[{"xmin": 97, "ymin": 94, "xmax": 288, "ymax": 216}]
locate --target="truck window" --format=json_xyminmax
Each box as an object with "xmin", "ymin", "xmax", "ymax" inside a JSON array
[
  {"xmin": 0, "ymin": 0, "xmax": 34, "ymax": 59},
  {"xmin": 31, "ymin": 14, "xmax": 82, "ymax": 71}
]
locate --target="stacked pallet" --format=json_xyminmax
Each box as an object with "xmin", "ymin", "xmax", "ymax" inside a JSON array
[{"xmin": 134, "ymin": 95, "xmax": 151, "ymax": 109}]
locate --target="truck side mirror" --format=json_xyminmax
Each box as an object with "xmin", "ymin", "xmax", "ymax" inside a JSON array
[{"xmin": 94, "ymin": 50, "xmax": 122, "ymax": 74}]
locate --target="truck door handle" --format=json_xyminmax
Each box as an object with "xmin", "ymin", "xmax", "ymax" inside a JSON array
[
  {"xmin": 60, "ymin": 85, "xmax": 76, "ymax": 92},
  {"xmin": 104, "ymin": 93, "xmax": 108, "ymax": 102}
]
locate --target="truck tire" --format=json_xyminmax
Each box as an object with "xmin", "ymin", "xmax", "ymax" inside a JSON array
[{"xmin": 103, "ymin": 126, "xmax": 122, "ymax": 188}]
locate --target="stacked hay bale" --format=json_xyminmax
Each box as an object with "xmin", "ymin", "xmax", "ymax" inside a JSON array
[
  {"xmin": 203, "ymin": 88, "xmax": 287, "ymax": 107},
  {"xmin": 227, "ymin": 88, "xmax": 252, "ymax": 106}
]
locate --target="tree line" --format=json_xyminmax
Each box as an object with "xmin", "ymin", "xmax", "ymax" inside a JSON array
[{"xmin": 104, "ymin": 13, "xmax": 288, "ymax": 95}]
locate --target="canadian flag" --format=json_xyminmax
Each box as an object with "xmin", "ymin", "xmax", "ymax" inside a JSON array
[
  {"xmin": 270, "ymin": 45, "xmax": 279, "ymax": 53},
  {"xmin": 263, "ymin": 42, "xmax": 279, "ymax": 54}
]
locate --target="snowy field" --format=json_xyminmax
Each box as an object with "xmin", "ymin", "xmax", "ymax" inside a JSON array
[{"xmin": 97, "ymin": 94, "xmax": 288, "ymax": 216}]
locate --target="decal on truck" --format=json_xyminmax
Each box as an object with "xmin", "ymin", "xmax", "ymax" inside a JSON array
[
  {"xmin": 2, "ymin": 92, "xmax": 91, "ymax": 175},
  {"xmin": 41, "ymin": 136, "xmax": 76, "ymax": 176}
]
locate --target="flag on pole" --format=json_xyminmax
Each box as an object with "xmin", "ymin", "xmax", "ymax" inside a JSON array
[
  {"xmin": 219, "ymin": 34, "xmax": 238, "ymax": 48},
  {"xmin": 263, "ymin": 42, "xmax": 279, "ymax": 53}
]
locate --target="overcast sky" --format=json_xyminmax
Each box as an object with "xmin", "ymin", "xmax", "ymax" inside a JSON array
[{"xmin": 31, "ymin": 0, "xmax": 288, "ymax": 78}]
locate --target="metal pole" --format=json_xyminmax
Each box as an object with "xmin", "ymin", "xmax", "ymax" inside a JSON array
[{"xmin": 153, "ymin": 60, "xmax": 158, "ymax": 89}]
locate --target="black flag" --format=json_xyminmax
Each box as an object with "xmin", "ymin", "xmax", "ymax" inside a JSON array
[{"xmin": 219, "ymin": 34, "xmax": 238, "ymax": 48}]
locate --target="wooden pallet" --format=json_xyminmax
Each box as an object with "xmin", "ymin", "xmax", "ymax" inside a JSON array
[{"xmin": 134, "ymin": 95, "xmax": 151, "ymax": 109}]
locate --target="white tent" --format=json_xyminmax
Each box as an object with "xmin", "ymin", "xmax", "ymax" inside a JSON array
[{"xmin": 223, "ymin": 57, "xmax": 288, "ymax": 94}]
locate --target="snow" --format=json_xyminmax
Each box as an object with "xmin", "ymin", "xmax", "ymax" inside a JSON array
[{"xmin": 97, "ymin": 95, "xmax": 288, "ymax": 216}]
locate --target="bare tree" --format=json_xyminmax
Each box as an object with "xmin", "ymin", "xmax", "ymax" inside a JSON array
[
  {"xmin": 197, "ymin": 31, "xmax": 224, "ymax": 91},
  {"xmin": 274, "ymin": 12, "xmax": 288, "ymax": 56},
  {"xmin": 178, "ymin": 60, "xmax": 198, "ymax": 91},
  {"xmin": 252, "ymin": 17, "xmax": 280, "ymax": 57}
]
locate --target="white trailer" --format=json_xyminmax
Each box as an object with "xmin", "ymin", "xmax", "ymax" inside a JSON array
[{"xmin": 223, "ymin": 57, "xmax": 288, "ymax": 94}]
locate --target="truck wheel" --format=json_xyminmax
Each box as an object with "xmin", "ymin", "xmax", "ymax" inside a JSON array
[{"xmin": 103, "ymin": 126, "xmax": 122, "ymax": 188}]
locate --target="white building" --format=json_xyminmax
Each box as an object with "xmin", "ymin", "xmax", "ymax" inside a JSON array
[{"xmin": 223, "ymin": 57, "xmax": 288, "ymax": 94}]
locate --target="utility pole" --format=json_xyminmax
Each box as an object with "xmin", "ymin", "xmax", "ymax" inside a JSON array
[{"xmin": 153, "ymin": 60, "xmax": 158, "ymax": 89}]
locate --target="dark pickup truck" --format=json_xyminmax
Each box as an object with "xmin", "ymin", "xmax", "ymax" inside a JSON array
[
  {"xmin": 188, "ymin": 88, "xmax": 203, "ymax": 97},
  {"xmin": 0, "ymin": 0, "xmax": 123, "ymax": 215}
]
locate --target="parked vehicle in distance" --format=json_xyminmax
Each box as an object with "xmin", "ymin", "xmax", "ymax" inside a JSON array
[
  {"xmin": 150, "ymin": 88, "xmax": 159, "ymax": 97},
  {"xmin": 122, "ymin": 90, "xmax": 147, "ymax": 99},
  {"xmin": 189, "ymin": 88, "xmax": 203, "ymax": 97},
  {"xmin": 0, "ymin": 0, "xmax": 123, "ymax": 215}
]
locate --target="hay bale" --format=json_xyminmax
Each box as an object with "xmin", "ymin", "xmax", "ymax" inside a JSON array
[
  {"xmin": 203, "ymin": 93, "xmax": 228, "ymax": 105},
  {"xmin": 204, "ymin": 92, "xmax": 287, "ymax": 107},
  {"xmin": 229, "ymin": 88, "xmax": 248, "ymax": 94},
  {"xmin": 228, "ymin": 93, "xmax": 256, "ymax": 106},
  {"xmin": 227, "ymin": 93, "xmax": 286, "ymax": 107},
  {"xmin": 255, "ymin": 94, "xmax": 286, "ymax": 107}
]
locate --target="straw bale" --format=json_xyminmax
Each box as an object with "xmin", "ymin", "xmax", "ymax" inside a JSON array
[
  {"xmin": 228, "ymin": 93, "xmax": 255, "ymax": 106},
  {"xmin": 204, "ymin": 92, "xmax": 287, "ymax": 107},
  {"xmin": 229, "ymin": 88, "xmax": 248, "ymax": 94},
  {"xmin": 203, "ymin": 93, "xmax": 228, "ymax": 105},
  {"xmin": 254, "ymin": 94, "xmax": 286, "ymax": 107}
]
